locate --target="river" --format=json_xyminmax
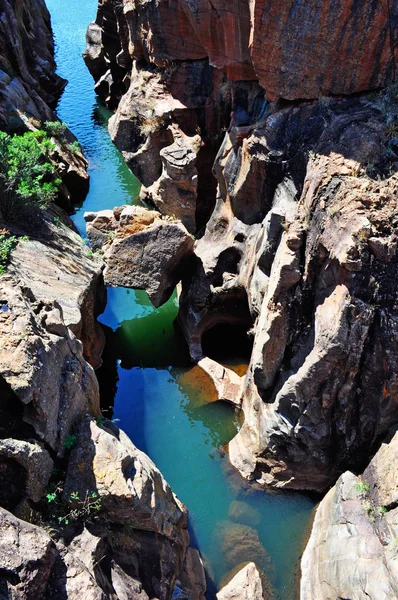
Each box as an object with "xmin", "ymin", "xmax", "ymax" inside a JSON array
[{"xmin": 45, "ymin": 1, "xmax": 315, "ymax": 597}]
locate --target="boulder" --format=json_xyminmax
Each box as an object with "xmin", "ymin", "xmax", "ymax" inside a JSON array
[
  {"xmin": 64, "ymin": 418, "xmax": 188, "ymax": 539},
  {"xmin": 216, "ymin": 562, "xmax": 264, "ymax": 600},
  {"xmin": 85, "ymin": 205, "xmax": 194, "ymax": 307}
]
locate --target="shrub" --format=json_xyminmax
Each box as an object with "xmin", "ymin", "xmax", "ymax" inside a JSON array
[
  {"xmin": 0, "ymin": 130, "xmax": 60, "ymax": 220},
  {"xmin": 0, "ymin": 233, "xmax": 17, "ymax": 275},
  {"xmin": 44, "ymin": 120, "xmax": 67, "ymax": 139},
  {"xmin": 67, "ymin": 141, "xmax": 81, "ymax": 155}
]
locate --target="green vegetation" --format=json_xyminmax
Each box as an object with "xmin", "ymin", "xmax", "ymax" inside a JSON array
[
  {"xmin": 45, "ymin": 486, "xmax": 102, "ymax": 527},
  {"xmin": 0, "ymin": 130, "xmax": 60, "ymax": 219},
  {"xmin": 44, "ymin": 120, "xmax": 67, "ymax": 139},
  {"xmin": 67, "ymin": 141, "xmax": 81, "ymax": 155},
  {"xmin": 63, "ymin": 434, "xmax": 77, "ymax": 450},
  {"xmin": 0, "ymin": 233, "xmax": 17, "ymax": 275},
  {"xmin": 355, "ymin": 479, "xmax": 371, "ymax": 495}
]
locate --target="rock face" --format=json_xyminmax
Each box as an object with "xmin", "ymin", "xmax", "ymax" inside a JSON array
[
  {"xmin": 216, "ymin": 562, "xmax": 264, "ymax": 600},
  {"xmin": 85, "ymin": 0, "xmax": 397, "ymax": 103},
  {"xmin": 0, "ymin": 0, "xmax": 66, "ymax": 128},
  {"xmin": 85, "ymin": 205, "xmax": 194, "ymax": 307},
  {"xmin": 301, "ymin": 432, "xmax": 398, "ymax": 600},
  {"xmin": 0, "ymin": 210, "xmax": 103, "ymax": 454}
]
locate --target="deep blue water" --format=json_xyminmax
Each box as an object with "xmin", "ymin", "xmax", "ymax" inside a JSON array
[{"xmin": 46, "ymin": 1, "xmax": 315, "ymax": 597}]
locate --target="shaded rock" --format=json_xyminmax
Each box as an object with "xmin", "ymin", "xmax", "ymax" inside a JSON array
[
  {"xmin": 0, "ymin": 439, "xmax": 53, "ymax": 503},
  {"xmin": 216, "ymin": 562, "xmax": 264, "ymax": 600},
  {"xmin": 0, "ymin": 507, "xmax": 56, "ymax": 599},
  {"xmin": 173, "ymin": 548, "xmax": 207, "ymax": 600},
  {"xmin": 85, "ymin": 205, "xmax": 194, "ymax": 307}
]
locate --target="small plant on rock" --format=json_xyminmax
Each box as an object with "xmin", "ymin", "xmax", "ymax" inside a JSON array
[
  {"xmin": 63, "ymin": 434, "xmax": 77, "ymax": 450},
  {"xmin": 355, "ymin": 479, "xmax": 371, "ymax": 494}
]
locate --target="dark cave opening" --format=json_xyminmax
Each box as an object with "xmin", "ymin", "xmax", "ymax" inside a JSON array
[{"xmin": 201, "ymin": 322, "xmax": 253, "ymax": 365}]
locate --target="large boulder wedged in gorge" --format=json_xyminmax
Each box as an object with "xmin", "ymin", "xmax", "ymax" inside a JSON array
[
  {"xmin": 85, "ymin": 205, "xmax": 194, "ymax": 307},
  {"xmin": 301, "ymin": 432, "xmax": 398, "ymax": 599}
]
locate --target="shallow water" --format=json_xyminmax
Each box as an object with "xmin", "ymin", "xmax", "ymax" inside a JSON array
[{"xmin": 46, "ymin": 1, "xmax": 315, "ymax": 597}]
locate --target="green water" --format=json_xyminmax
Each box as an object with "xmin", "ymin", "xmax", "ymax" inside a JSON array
[{"xmin": 46, "ymin": 1, "xmax": 315, "ymax": 597}]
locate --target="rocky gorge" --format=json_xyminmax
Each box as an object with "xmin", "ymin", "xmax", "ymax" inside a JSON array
[
  {"xmin": 83, "ymin": 0, "xmax": 398, "ymax": 598},
  {"xmin": 1, "ymin": 0, "xmax": 398, "ymax": 599}
]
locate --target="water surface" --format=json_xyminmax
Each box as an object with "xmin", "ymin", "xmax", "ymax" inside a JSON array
[{"xmin": 46, "ymin": 1, "xmax": 315, "ymax": 596}]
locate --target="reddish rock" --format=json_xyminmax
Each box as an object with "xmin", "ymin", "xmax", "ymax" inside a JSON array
[{"xmin": 250, "ymin": 0, "xmax": 395, "ymax": 100}]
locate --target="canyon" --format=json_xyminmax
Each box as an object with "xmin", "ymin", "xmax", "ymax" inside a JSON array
[{"xmin": 0, "ymin": 0, "xmax": 397, "ymax": 598}]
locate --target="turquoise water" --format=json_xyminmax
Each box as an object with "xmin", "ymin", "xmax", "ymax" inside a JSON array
[{"xmin": 46, "ymin": 1, "xmax": 315, "ymax": 597}]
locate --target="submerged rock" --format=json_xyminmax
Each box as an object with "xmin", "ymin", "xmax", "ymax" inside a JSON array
[
  {"xmin": 85, "ymin": 205, "xmax": 194, "ymax": 307},
  {"xmin": 214, "ymin": 521, "xmax": 274, "ymax": 583}
]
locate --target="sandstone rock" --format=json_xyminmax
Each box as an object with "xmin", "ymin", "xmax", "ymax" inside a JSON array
[
  {"xmin": 141, "ymin": 125, "xmax": 202, "ymax": 232},
  {"xmin": 0, "ymin": 439, "xmax": 53, "ymax": 504},
  {"xmin": 250, "ymin": 0, "xmax": 395, "ymax": 100},
  {"xmin": 216, "ymin": 562, "xmax": 263, "ymax": 600},
  {"xmin": 85, "ymin": 205, "xmax": 194, "ymax": 307},
  {"xmin": 0, "ymin": 507, "xmax": 56, "ymax": 599},
  {"xmin": 62, "ymin": 418, "xmax": 206, "ymax": 599},
  {"xmin": 226, "ymin": 99, "xmax": 398, "ymax": 492},
  {"xmin": 0, "ymin": 0, "xmax": 66, "ymax": 128}
]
